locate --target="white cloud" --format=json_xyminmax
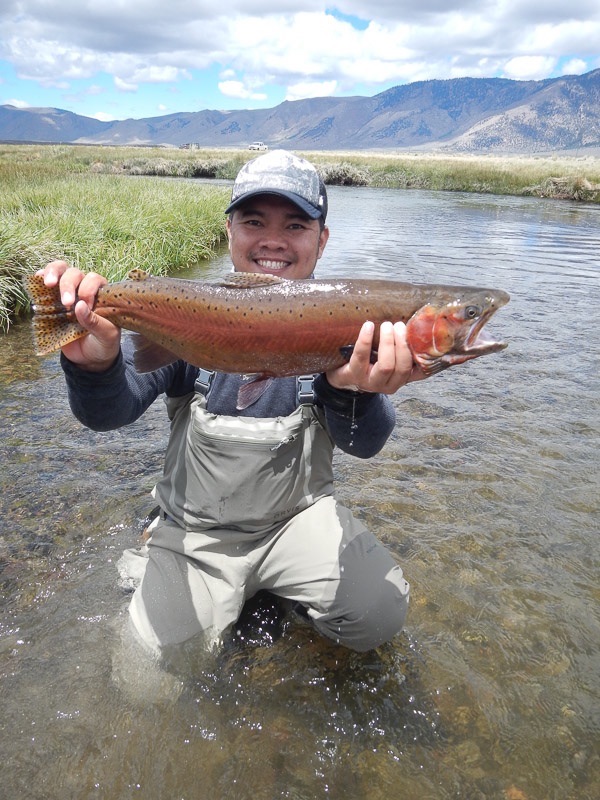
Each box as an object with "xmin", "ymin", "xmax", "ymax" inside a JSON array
[
  {"xmin": 561, "ymin": 58, "xmax": 588, "ymax": 75},
  {"xmin": 4, "ymin": 97, "xmax": 31, "ymax": 108},
  {"xmin": 285, "ymin": 80, "xmax": 338, "ymax": 101},
  {"xmin": 218, "ymin": 80, "xmax": 267, "ymax": 101},
  {"xmin": 114, "ymin": 76, "xmax": 138, "ymax": 93},
  {"xmin": 519, "ymin": 19, "xmax": 598, "ymax": 54},
  {"xmin": 129, "ymin": 65, "xmax": 190, "ymax": 84},
  {"xmin": 502, "ymin": 55, "xmax": 557, "ymax": 80},
  {"xmin": 91, "ymin": 111, "xmax": 115, "ymax": 121},
  {"xmin": 0, "ymin": 1, "xmax": 598, "ymax": 114}
]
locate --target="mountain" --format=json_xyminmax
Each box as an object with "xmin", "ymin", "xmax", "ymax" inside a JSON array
[
  {"xmin": 0, "ymin": 104, "xmax": 110, "ymax": 142},
  {"xmin": 2, "ymin": 69, "xmax": 599, "ymax": 153}
]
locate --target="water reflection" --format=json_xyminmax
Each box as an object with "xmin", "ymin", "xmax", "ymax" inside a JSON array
[{"xmin": 1, "ymin": 187, "xmax": 598, "ymax": 799}]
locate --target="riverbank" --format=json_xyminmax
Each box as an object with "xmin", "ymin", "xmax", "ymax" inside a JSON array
[
  {"xmin": 2, "ymin": 143, "xmax": 599, "ymax": 331},
  {"xmin": 33, "ymin": 142, "xmax": 600, "ymax": 198}
]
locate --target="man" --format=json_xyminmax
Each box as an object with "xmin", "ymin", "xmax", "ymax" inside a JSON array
[{"xmin": 39, "ymin": 150, "xmax": 424, "ymax": 654}]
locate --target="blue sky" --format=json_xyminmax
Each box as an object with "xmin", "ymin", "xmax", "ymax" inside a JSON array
[{"xmin": 1, "ymin": 1, "xmax": 598, "ymax": 122}]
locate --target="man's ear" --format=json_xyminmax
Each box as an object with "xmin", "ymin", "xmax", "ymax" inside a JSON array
[{"xmin": 317, "ymin": 225, "xmax": 329, "ymax": 259}]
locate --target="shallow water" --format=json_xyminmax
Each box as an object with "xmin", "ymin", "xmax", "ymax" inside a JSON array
[{"xmin": 1, "ymin": 187, "xmax": 598, "ymax": 799}]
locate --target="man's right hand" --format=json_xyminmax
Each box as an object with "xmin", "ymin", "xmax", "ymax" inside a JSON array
[{"xmin": 38, "ymin": 261, "xmax": 122, "ymax": 372}]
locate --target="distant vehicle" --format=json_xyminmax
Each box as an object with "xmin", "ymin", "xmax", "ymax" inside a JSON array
[{"xmin": 248, "ymin": 142, "xmax": 268, "ymax": 151}]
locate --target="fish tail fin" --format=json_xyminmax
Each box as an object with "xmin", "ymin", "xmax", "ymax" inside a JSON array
[{"xmin": 22, "ymin": 273, "xmax": 87, "ymax": 356}]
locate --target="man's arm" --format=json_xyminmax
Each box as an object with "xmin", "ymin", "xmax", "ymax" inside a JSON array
[
  {"xmin": 319, "ymin": 319, "xmax": 426, "ymax": 457},
  {"xmin": 314, "ymin": 374, "xmax": 396, "ymax": 458},
  {"xmin": 61, "ymin": 340, "xmax": 176, "ymax": 431}
]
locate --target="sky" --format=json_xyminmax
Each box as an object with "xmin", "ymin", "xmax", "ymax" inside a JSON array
[{"xmin": 0, "ymin": 1, "xmax": 599, "ymax": 122}]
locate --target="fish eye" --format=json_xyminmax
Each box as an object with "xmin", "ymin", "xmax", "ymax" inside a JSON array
[{"xmin": 465, "ymin": 305, "xmax": 480, "ymax": 319}]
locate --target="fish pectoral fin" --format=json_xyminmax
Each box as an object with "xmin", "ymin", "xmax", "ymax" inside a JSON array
[
  {"xmin": 219, "ymin": 273, "xmax": 285, "ymax": 289},
  {"xmin": 339, "ymin": 345, "xmax": 379, "ymax": 365},
  {"xmin": 130, "ymin": 333, "xmax": 179, "ymax": 372},
  {"xmin": 236, "ymin": 375, "xmax": 274, "ymax": 410}
]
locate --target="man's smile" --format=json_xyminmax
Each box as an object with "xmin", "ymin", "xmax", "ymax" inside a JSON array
[{"xmin": 255, "ymin": 258, "xmax": 291, "ymax": 271}]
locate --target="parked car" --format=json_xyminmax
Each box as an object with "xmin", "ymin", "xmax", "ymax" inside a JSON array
[{"xmin": 248, "ymin": 142, "xmax": 268, "ymax": 151}]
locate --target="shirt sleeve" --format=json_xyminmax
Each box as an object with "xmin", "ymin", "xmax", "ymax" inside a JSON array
[
  {"xmin": 313, "ymin": 373, "xmax": 396, "ymax": 458},
  {"xmin": 60, "ymin": 335, "xmax": 194, "ymax": 431}
]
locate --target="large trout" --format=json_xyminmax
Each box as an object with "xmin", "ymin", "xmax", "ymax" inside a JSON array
[{"xmin": 24, "ymin": 269, "xmax": 509, "ymax": 388}]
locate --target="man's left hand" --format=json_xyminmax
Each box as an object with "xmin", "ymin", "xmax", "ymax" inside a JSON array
[{"xmin": 326, "ymin": 321, "xmax": 426, "ymax": 394}]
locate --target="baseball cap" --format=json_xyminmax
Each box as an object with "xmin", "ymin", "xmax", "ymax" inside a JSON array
[{"xmin": 225, "ymin": 150, "xmax": 328, "ymax": 220}]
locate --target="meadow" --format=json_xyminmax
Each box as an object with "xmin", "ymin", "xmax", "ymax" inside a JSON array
[{"xmin": 1, "ymin": 142, "xmax": 599, "ymax": 331}]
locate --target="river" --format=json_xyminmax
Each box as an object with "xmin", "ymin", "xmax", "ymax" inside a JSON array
[{"xmin": 0, "ymin": 186, "xmax": 598, "ymax": 799}]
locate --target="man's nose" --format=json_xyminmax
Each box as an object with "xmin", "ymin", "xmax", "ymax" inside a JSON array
[{"xmin": 257, "ymin": 226, "xmax": 288, "ymax": 248}]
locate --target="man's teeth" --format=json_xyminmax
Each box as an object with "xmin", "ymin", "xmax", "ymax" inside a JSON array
[{"xmin": 257, "ymin": 260, "xmax": 288, "ymax": 270}]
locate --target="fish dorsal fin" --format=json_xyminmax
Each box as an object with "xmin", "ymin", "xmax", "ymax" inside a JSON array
[
  {"xmin": 218, "ymin": 273, "xmax": 285, "ymax": 289},
  {"xmin": 127, "ymin": 269, "xmax": 151, "ymax": 281}
]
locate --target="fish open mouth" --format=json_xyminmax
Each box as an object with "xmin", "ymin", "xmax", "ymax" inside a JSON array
[
  {"xmin": 461, "ymin": 290, "xmax": 510, "ymax": 355},
  {"xmin": 463, "ymin": 317, "xmax": 508, "ymax": 355}
]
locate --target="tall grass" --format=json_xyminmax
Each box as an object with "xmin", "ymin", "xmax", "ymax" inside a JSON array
[
  {"xmin": 300, "ymin": 150, "xmax": 600, "ymax": 197},
  {"xmin": 0, "ymin": 163, "xmax": 229, "ymax": 331},
  {"xmin": 1, "ymin": 174, "xmax": 228, "ymax": 274},
  {"xmin": 5, "ymin": 143, "xmax": 599, "ymax": 194}
]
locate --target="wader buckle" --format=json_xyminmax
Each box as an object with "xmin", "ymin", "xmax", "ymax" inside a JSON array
[
  {"xmin": 194, "ymin": 368, "xmax": 215, "ymax": 396},
  {"xmin": 297, "ymin": 375, "xmax": 315, "ymax": 405}
]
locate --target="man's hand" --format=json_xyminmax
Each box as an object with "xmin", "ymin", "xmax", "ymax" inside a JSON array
[
  {"xmin": 326, "ymin": 320, "xmax": 426, "ymax": 394},
  {"xmin": 37, "ymin": 261, "xmax": 121, "ymax": 372}
]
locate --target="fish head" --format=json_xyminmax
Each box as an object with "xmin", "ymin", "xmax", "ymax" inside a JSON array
[{"xmin": 405, "ymin": 289, "xmax": 510, "ymax": 375}]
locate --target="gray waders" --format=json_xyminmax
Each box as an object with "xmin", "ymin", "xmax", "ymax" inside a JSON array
[{"xmin": 118, "ymin": 372, "xmax": 409, "ymax": 652}]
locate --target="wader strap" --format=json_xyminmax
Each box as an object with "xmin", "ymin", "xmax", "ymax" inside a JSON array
[
  {"xmin": 194, "ymin": 368, "xmax": 215, "ymax": 397},
  {"xmin": 194, "ymin": 369, "xmax": 316, "ymax": 404}
]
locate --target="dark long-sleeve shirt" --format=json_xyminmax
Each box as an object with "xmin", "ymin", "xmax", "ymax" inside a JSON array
[{"xmin": 61, "ymin": 335, "xmax": 396, "ymax": 459}]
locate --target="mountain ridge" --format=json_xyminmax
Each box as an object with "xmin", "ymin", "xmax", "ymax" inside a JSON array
[{"xmin": 2, "ymin": 69, "xmax": 599, "ymax": 154}]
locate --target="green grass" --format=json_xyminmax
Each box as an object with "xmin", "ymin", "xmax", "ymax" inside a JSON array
[
  {"xmin": 0, "ymin": 151, "xmax": 229, "ymax": 331},
  {"xmin": 2, "ymin": 142, "xmax": 600, "ymax": 332},
  {"xmin": 2, "ymin": 174, "xmax": 228, "ymax": 274}
]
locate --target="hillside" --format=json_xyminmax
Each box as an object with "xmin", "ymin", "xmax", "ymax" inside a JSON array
[{"xmin": 2, "ymin": 69, "xmax": 599, "ymax": 153}]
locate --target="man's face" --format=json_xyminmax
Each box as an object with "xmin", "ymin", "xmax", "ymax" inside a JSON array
[{"xmin": 227, "ymin": 194, "xmax": 329, "ymax": 280}]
